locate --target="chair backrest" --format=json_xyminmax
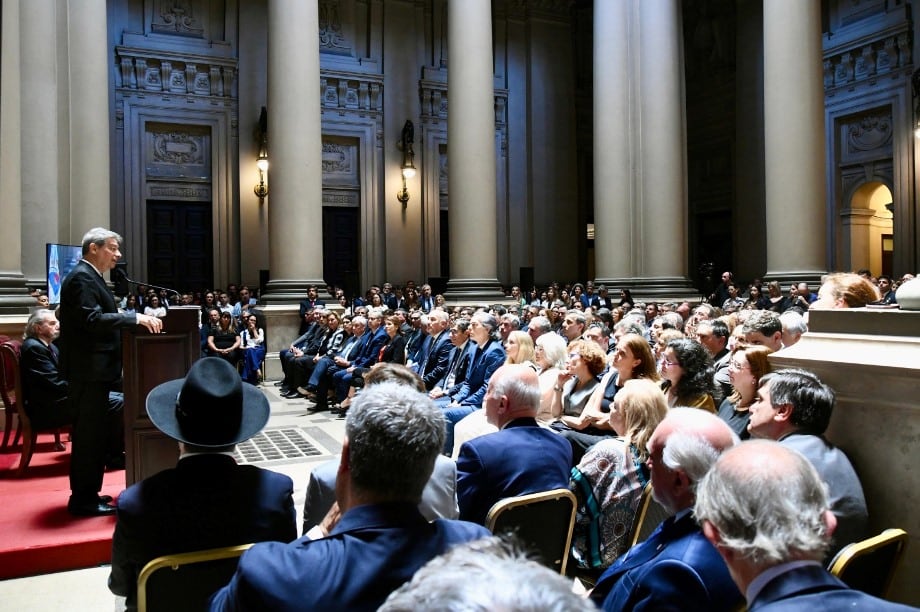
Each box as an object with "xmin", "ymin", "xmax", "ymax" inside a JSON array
[
  {"xmin": 630, "ymin": 481, "xmax": 672, "ymax": 547},
  {"xmin": 486, "ymin": 488, "xmax": 577, "ymax": 575},
  {"xmin": 137, "ymin": 543, "xmax": 253, "ymax": 612},
  {"xmin": 827, "ymin": 528, "xmax": 909, "ymax": 599},
  {"xmin": 0, "ymin": 341, "xmax": 23, "ymax": 415}
]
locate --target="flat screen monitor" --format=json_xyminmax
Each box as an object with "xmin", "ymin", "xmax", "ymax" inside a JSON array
[{"xmin": 46, "ymin": 243, "xmax": 83, "ymax": 305}]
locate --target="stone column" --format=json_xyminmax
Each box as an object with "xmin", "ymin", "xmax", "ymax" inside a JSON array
[
  {"xmin": 0, "ymin": 0, "xmax": 34, "ymax": 313},
  {"xmin": 594, "ymin": 0, "xmax": 695, "ymax": 299},
  {"xmin": 763, "ymin": 0, "xmax": 826, "ymax": 282},
  {"xmin": 444, "ymin": 0, "xmax": 504, "ymax": 301},
  {"xmin": 261, "ymin": 0, "xmax": 327, "ymax": 303},
  {"xmin": 68, "ymin": 0, "xmax": 111, "ymax": 237}
]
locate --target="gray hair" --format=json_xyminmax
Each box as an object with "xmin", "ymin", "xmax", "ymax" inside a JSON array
[
  {"xmin": 528, "ymin": 315, "xmax": 552, "ymax": 335},
  {"xmin": 491, "ymin": 367, "xmax": 540, "ymax": 413},
  {"xmin": 24, "ymin": 309, "xmax": 56, "ymax": 339},
  {"xmin": 695, "ymin": 440, "xmax": 832, "ymax": 566},
  {"xmin": 658, "ymin": 312, "xmax": 685, "ymax": 332},
  {"xmin": 780, "ymin": 310, "xmax": 808, "ymax": 335},
  {"xmin": 661, "ymin": 408, "xmax": 740, "ymax": 489},
  {"xmin": 351, "ymin": 315, "xmax": 368, "ymax": 327},
  {"xmin": 345, "ymin": 382, "xmax": 445, "ymax": 503},
  {"xmin": 535, "ymin": 332, "xmax": 567, "ymax": 369},
  {"xmin": 742, "ymin": 310, "xmax": 782, "ymax": 336},
  {"xmin": 473, "ymin": 311, "xmax": 499, "ymax": 340},
  {"xmin": 81, "ymin": 227, "xmax": 122, "ymax": 256},
  {"xmin": 613, "ymin": 318, "xmax": 646, "ymax": 337},
  {"xmin": 500, "ymin": 313, "xmax": 521, "ymax": 330},
  {"xmin": 380, "ymin": 536, "xmax": 597, "ymax": 612}
]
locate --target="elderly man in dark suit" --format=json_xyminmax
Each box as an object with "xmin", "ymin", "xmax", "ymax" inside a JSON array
[
  {"xmin": 418, "ymin": 310, "xmax": 453, "ymax": 390},
  {"xmin": 590, "ymin": 408, "xmax": 743, "ymax": 611},
  {"xmin": 109, "ymin": 358, "xmax": 296, "ymax": 612},
  {"xmin": 20, "ymin": 309, "xmax": 123, "ymax": 457},
  {"xmin": 210, "ymin": 382, "xmax": 489, "ymax": 611},
  {"xmin": 59, "ymin": 228, "xmax": 162, "ymax": 517},
  {"xmin": 456, "ymin": 363, "xmax": 571, "ymax": 525},
  {"xmin": 696, "ymin": 440, "xmax": 915, "ymax": 611}
]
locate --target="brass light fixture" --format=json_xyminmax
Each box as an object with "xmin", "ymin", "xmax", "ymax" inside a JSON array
[
  {"xmin": 254, "ymin": 107, "xmax": 269, "ymax": 204},
  {"xmin": 397, "ymin": 120, "xmax": 416, "ymax": 206}
]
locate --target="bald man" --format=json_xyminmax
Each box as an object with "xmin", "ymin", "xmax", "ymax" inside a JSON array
[
  {"xmin": 591, "ymin": 408, "xmax": 743, "ymax": 611},
  {"xmin": 455, "ymin": 364, "xmax": 572, "ymax": 525}
]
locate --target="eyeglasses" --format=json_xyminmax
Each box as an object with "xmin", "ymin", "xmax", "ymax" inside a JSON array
[
  {"xmin": 662, "ymin": 358, "xmax": 679, "ymax": 367},
  {"xmin": 729, "ymin": 360, "xmax": 749, "ymax": 371}
]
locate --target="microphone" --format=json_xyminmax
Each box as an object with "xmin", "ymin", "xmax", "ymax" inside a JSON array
[{"xmin": 116, "ymin": 267, "xmax": 181, "ymax": 300}]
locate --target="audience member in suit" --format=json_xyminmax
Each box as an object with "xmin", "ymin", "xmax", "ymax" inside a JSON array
[
  {"xmin": 276, "ymin": 308, "xmax": 325, "ymax": 395},
  {"xmin": 418, "ymin": 310, "xmax": 453, "ymax": 390},
  {"xmin": 297, "ymin": 285, "xmax": 326, "ymax": 334},
  {"xmin": 210, "ymin": 381, "xmax": 489, "ymax": 612},
  {"xmin": 428, "ymin": 318, "xmax": 474, "ymax": 399},
  {"xmin": 436, "ymin": 312, "xmax": 506, "ymax": 453},
  {"xmin": 303, "ymin": 316, "xmax": 369, "ymax": 412},
  {"xmin": 20, "ymin": 309, "xmax": 124, "ymax": 458},
  {"xmin": 696, "ymin": 319, "xmax": 732, "ymax": 403},
  {"xmin": 747, "ymin": 369, "xmax": 868, "ymax": 560},
  {"xmin": 58, "ymin": 228, "xmax": 162, "ymax": 517},
  {"xmin": 590, "ymin": 408, "xmax": 743, "ymax": 611},
  {"xmin": 456, "ymin": 364, "xmax": 572, "ymax": 525},
  {"xmin": 696, "ymin": 440, "xmax": 916, "ymax": 611},
  {"xmin": 336, "ymin": 316, "xmax": 407, "ymax": 415},
  {"xmin": 109, "ymin": 358, "xmax": 296, "ymax": 611},
  {"xmin": 286, "ymin": 311, "xmax": 345, "ymax": 398},
  {"xmin": 329, "ymin": 308, "xmax": 390, "ymax": 405}
]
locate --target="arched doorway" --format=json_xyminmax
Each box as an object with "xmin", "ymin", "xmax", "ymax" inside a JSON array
[{"xmin": 842, "ymin": 182, "xmax": 893, "ymax": 276}]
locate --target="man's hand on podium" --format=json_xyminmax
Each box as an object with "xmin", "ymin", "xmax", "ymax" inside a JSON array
[{"xmin": 137, "ymin": 313, "xmax": 163, "ymax": 334}]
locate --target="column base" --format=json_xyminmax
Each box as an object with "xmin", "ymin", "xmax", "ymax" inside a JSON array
[
  {"xmin": 594, "ymin": 276, "xmax": 701, "ymax": 303},
  {"xmin": 260, "ymin": 279, "xmax": 330, "ymax": 305},
  {"xmin": 0, "ymin": 274, "xmax": 37, "ymax": 315},
  {"xmin": 443, "ymin": 277, "xmax": 507, "ymax": 305}
]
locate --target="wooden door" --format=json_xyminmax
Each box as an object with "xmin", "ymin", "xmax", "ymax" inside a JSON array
[{"xmin": 146, "ymin": 201, "xmax": 213, "ymax": 292}]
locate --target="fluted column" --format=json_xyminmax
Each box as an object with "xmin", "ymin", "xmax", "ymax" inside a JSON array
[
  {"xmin": 68, "ymin": 0, "xmax": 111, "ymax": 237},
  {"xmin": 444, "ymin": 0, "xmax": 504, "ymax": 301},
  {"xmin": 0, "ymin": 0, "xmax": 33, "ymax": 313},
  {"xmin": 262, "ymin": 0, "xmax": 326, "ymax": 303},
  {"xmin": 763, "ymin": 0, "xmax": 826, "ymax": 282}
]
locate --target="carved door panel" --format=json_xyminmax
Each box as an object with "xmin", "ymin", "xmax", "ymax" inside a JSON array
[
  {"xmin": 147, "ymin": 201, "xmax": 213, "ymax": 292},
  {"xmin": 322, "ymin": 206, "xmax": 359, "ymax": 290}
]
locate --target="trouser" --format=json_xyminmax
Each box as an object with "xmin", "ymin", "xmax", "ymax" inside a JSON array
[{"xmin": 69, "ymin": 382, "xmax": 123, "ymax": 502}]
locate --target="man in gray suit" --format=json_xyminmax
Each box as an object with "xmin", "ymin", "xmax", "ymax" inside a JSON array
[{"xmin": 747, "ymin": 368, "xmax": 867, "ymax": 560}]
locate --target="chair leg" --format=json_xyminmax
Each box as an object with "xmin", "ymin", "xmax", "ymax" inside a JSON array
[
  {"xmin": 12, "ymin": 421, "xmax": 22, "ymax": 448},
  {"xmin": 17, "ymin": 431, "xmax": 38, "ymax": 477},
  {"xmin": 1, "ymin": 409, "xmax": 12, "ymax": 450},
  {"xmin": 53, "ymin": 429, "xmax": 65, "ymax": 452}
]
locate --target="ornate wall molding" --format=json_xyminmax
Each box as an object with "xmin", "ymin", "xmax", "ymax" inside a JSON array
[
  {"xmin": 319, "ymin": 0, "xmax": 353, "ymax": 56},
  {"xmin": 151, "ymin": 0, "xmax": 205, "ymax": 37},
  {"xmin": 320, "ymin": 70, "xmax": 383, "ymax": 115},
  {"xmin": 845, "ymin": 113, "xmax": 893, "ymax": 155},
  {"xmin": 115, "ymin": 46, "xmax": 238, "ymax": 99}
]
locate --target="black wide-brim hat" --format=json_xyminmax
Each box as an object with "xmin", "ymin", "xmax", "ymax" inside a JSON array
[{"xmin": 146, "ymin": 357, "xmax": 270, "ymax": 447}]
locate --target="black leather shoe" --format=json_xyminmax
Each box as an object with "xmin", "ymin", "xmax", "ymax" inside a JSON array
[
  {"xmin": 281, "ymin": 390, "xmax": 301, "ymax": 399},
  {"xmin": 98, "ymin": 495, "xmax": 113, "ymax": 504},
  {"xmin": 307, "ymin": 403, "xmax": 328, "ymax": 413},
  {"xmin": 68, "ymin": 500, "xmax": 117, "ymax": 517}
]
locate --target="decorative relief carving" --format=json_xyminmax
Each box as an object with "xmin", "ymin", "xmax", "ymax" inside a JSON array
[
  {"xmin": 322, "ymin": 190, "xmax": 360, "ymax": 207},
  {"xmin": 152, "ymin": 132, "xmax": 205, "ymax": 165},
  {"xmin": 322, "ymin": 142, "xmax": 354, "ymax": 174},
  {"xmin": 116, "ymin": 47, "xmax": 237, "ymax": 99},
  {"xmin": 846, "ymin": 114, "xmax": 892, "ymax": 153},
  {"xmin": 420, "ymin": 81, "xmax": 508, "ymax": 132},
  {"xmin": 824, "ymin": 32, "xmax": 912, "ymax": 92},
  {"xmin": 149, "ymin": 185, "xmax": 211, "ymax": 199},
  {"xmin": 319, "ymin": 0, "xmax": 352, "ymax": 55},
  {"xmin": 320, "ymin": 73, "xmax": 383, "ymax": 114},
  {"xmin": 151, "ymin": 0, "xmax": 205, "ymax": 38}
]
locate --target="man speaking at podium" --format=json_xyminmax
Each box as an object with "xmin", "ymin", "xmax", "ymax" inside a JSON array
[{"xmin": 59, "ymin": 228, "xmax": 163, "ymax": 517}]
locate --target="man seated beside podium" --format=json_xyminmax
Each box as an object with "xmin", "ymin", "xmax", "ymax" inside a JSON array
[{"xmin": 20, "ymin": 309, "xmax": 124, "ymax": 465}]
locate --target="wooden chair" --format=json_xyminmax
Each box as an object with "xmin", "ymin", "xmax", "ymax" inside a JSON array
[
  {"xmin": 0, "ymin": 341, "xmax": 65, "ymax": 475},
  {"xmin": 629, "ymin": 481, "xmax": 671, "ymax": 547},
  {"xmin": 827, "ymin": 528, "xmax": 909, "ymax": 599},
  {"xmin": 137, "ymin": 543, "xmax": 253, "ymax": 612},
  {"xmin": 486, "ymin": 488, "xmax": 577, "ymax": 575},
  {"xmin": 0, "ymin": 336, "xmax": 20, "ymax": 450}
]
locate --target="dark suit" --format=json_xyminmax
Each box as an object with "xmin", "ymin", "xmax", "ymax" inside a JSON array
[
  {"xmin": 452, "ymin": 339, "xmax": 505, "ymax": 407},
  {"xmin": 456, "ymin": 417, "xmax": 572, "ymax": 525},
  {"xmin": 307, "ymin": 331, "xmax": 370, "ymax": 406},
  {"xmin": 749, "ymin": 563, "xmax": 916, "ymax": 611},
  {"xmin": 333, "ymin": 326, "xmax": 389, "ymax": 401},
  {"xmin": 109, "ymin": 454, "xmax": 295, "ymax": 610},
  {"xmin": 20, "ymin": 338, "xmax": 71, "ymax": 429},
  {"xmin": 420, "ymin": 330, "xmax": 452, "ymax": 391},
  {"xmin": 591, "ymin": 510, "xmax": 743, "ymax": 611},
  {"xmin": 210, "ymin": 503, "xmax": 489, "ymax": 612},
  {"xmin": 59, "ymin": 259, "xmax": 137, "ymax": 502}
]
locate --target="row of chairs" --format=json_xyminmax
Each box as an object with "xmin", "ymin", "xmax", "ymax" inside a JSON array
[
  {"xmin": 132, "ymin": 485, "xmax": 908, "ymax": 612},
  {"xmin": 0, "ymin": 339, "xmax": 66, "ymax": 476}
]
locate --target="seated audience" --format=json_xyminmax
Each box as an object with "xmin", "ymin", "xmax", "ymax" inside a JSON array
[
  {"xmin": 659, "ymin": 338, "xmax": 716, "ymax": 411},
  {"xmin": 764, "ymin": 280, "xmax": 791, "ymax": 313},
  {"xmin": 142, "ymin": 295, "xmax": 166, "ymax": 318},
  {"xmin": 239, "ymin": 313, "xmax": 265, "ymax": 385},
  {"xmin": 779, "ymin": 310, "xmax": 808, "ymax": 347},
  {"xmin": 742, "ymin": 310, "xmax": 784, "ymax": 352},
  {"xmin": 300, "ymin": 316, "xmax": 369, "ymax": 412},
  {"xmin": 379, "ymin": 536, "xmax": 597, "ymax": 612},
  {"xmin": 570, "ymin": 378, "xmax": 668, "ymax": 572},
  {"xmin": 207, "ymin": 311, "xmax": 241, "ymax": 367},
  {"xmin": 548, "ymin": 339, "xmax": 606, "ymax": 428},
  {"xmin": 417, "ymin": 310, "xmax": 453, "ymax": 390},
  {"xmin": 428, "ymin": 318, "xmax": 474, "ymax": 400},
  {"xmin": 590, "ymin": 408, "xmax": 742, "ymax": 611},
  {"xmin": 455, "ymin": 364, "xmax": 572, "ymax": 526},
  {"xmin": 210, "ymin": 382, "xmax": 489, "ymax": 611},
  {"xmin": 533, "ymin": 332, "xmax": 568, "ymax": 424},
  {"xmin": 717, "ymin": 344, "xmax": 773, "ymax": 440},
  {"xmin": 696, "ymin": 440, "xmax": 915, "ymax": 611},
  {"xmin": 747, "ymin": 369, "xmax": 868, "ymax": 559},
  {"xmin": 695, "ymin": 319, "xmax": 732, "ymax": 403},
  {"xmin": 301, "ymin": 364, "xmax": 458, "ymax": 534},
  {"xmin": 811, "ymin": 272, "xmax": 881, "ymax": 309},
  {"xmin": 109, "ymin": 358, "xmax": 296, "ymax": 611},
  {"xmin": 337, "ymin": 314, "xmax": 406, "ymax": 415}
]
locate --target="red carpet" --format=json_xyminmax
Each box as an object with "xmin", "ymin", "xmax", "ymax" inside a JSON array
[{"xmin": 0, "ymin": 433, "xmax": 124, "ymax": 579}]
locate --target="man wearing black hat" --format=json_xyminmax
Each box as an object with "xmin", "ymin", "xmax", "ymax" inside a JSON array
[{"xmin": 108, "ymin": 358, "xmax": 297, "ymax": 611}]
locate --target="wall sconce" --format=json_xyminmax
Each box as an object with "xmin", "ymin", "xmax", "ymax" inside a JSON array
[
  {"xmin": 396, "ymin": 120, "xmax": 416, "ymax": 206},
  {"xmin": 254, "ymin": 106, "xmax": 269, "ymax": 204}
]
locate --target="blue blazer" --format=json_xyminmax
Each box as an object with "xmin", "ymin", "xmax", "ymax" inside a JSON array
[
  {"xmin": 353, "ymin": 326, "xmax": 389, "ymax": 368},
  {"xmin": 591, "ymin": 511, "xmax": 743, "ymax": 611},
  {"xmin": 421, "ymin": 330, "xmax": 453, "ymax": 390},
  {"xmin": 453, "ymin": 339, "xmax": 506, "ymax": 406},
  {"xmin": 456, "ymin": 417, "xmax": 572, "ymax": 525},
  {"xmin": 110, "ymin": 454, "xmax": 296, "ymax": 610},
  {"xmin": 750, "ymin": 563, "xmax": 916, "ymax": 611},
  {"xmin": 210, "ymin": 503, "xmax": 489, "ymax": 612}
]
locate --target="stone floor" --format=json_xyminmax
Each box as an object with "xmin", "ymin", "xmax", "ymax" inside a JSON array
[{"xmin": 0, "ymin": 382, "xmax": 344, "ymax": 611}]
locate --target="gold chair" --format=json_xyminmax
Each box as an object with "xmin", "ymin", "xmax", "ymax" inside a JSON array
[
  {"xmin": 629, "ymin": 481, "xmax": 671, "ymax": 547},
  {"xmin": 486, "ymin": 488, "xmax": 577, "ymax": 575},
  {"xmin": 137, "ymin": 543, "xmax": 253, "ymax": 612},
  {"xmin": 827, "ymin": 528, "xmax": 908, "ymax": 599}
]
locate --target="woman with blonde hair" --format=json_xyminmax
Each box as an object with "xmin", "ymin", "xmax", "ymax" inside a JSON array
[
  {"xmin": 717, "ymin": 344, "xmax": 772, "ymax": 439},
  {"xmin": 534, "ymin": 332, "xmax": 568, "ymax": 424},
  {"xmin": 812, "ymin": 272, "xmax": 880, "ymax": 309},
  {"xmin": 504, "ymin": 330, "xmax": 536, "ymax": 369},
  {"xmin": 569, "ymin": 378, "xmax": 668, "ymax": 572}
]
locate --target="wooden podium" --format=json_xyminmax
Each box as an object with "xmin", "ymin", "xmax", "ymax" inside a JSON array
[{"xmin": 122, "ymin": 305, "xmax": 200, "ymax": 486}]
